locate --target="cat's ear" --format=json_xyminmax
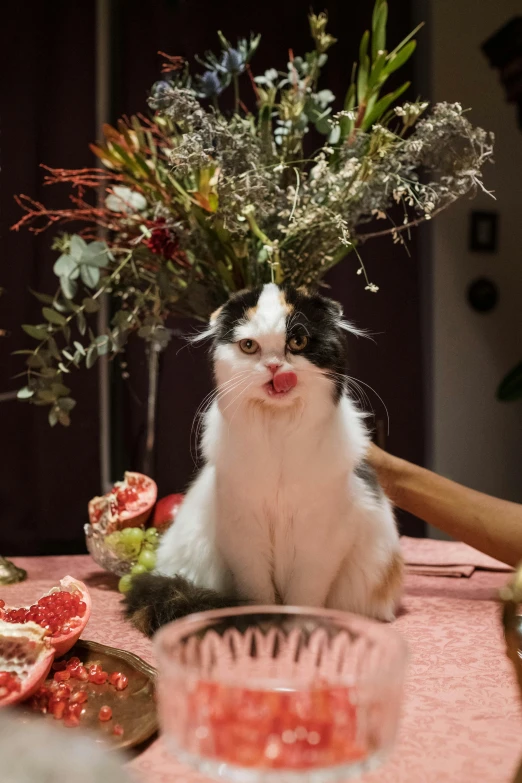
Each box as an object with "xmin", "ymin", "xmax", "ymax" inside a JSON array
[{"xmin": 190, "ymin": 305, "xmax": 223, "ymax": 344}]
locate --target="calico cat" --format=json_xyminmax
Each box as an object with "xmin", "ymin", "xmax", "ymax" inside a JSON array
[{"xmin": 125, "ymin": 283, "xmax": 402, "ymax": 636}]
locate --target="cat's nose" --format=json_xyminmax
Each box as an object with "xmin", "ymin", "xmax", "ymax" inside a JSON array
[{"xmin": 266, "ymin": 362, "xmax": 282, "ymax": 375}]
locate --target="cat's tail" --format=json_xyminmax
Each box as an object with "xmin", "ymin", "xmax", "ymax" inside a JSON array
[{"xmin": 123, "ymin": 573, "xmax": 244, "ymax": 637}]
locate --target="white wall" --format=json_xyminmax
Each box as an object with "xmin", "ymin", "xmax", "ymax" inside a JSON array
[{"xmin": 426, "ymin": 0, "xmax": 522, "ymax": 529}]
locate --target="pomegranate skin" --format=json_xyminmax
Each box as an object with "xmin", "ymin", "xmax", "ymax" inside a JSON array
[{"xmin": 151, "ymin": 493, "xmax": 184, "ymax": 531}]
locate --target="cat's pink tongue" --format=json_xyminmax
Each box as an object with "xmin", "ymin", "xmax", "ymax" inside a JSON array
[{"xmin": 273, "ymin": 371, "xmax": 297, "ymax": 393}]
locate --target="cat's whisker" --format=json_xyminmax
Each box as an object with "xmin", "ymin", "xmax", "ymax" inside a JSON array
[{"xmin": 190, "ymin": 372, "xmax": 251, "ymax": 464}]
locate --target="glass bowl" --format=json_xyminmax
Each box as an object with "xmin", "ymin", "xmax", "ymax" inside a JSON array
[
  {"xmin": 155, "ymin": 606, "xmax": 408, "ymax": 783},
  {"xmin": 84, "ymin": 524, "xmax": 131, "ymax": 576}
]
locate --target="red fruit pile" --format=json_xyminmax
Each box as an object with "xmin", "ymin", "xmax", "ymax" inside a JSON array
[
  {"xmin": 31, "ymin": 655, "xmax": 128, "ymax": 734},
  {"xmin": 183, "ymin": 682, "xmax": 367, "ymax": 770}
]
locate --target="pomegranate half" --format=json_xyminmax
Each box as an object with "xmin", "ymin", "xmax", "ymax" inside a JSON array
[
  {"xmin": 88, "ymin": 472, "xmax": 158, "ymax": 534},
  {"xmin": 0, "ymin": 620, "xmax": 54, "ymax": 707},
  {"xmin": 0, "ymin": 576, "xmax": 91, "ymax": 657}
]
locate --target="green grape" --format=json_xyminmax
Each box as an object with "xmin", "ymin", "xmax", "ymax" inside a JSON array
[
  {"xmin": 130, "ymin": 563, "xmax": 147, "ymax": 576},
  {"xmin": 118, "ymin": 574, "xmax": 133, "ymax": 593},
  {"xmin": 119, "ymin": 526, "xmax": 145, "ymax": 558},
  {"xmin": 144, "ymin": 528, "xmax": 159, "ymax": 544},
  {"xmin": 137, "ymin": 548, "xmax": 157, "ymax": 571}
]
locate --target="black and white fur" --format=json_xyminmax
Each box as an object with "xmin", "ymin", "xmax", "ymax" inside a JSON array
[{"xmin": 125, "ymin": 284, "xmax": 402, "ymax": 636}]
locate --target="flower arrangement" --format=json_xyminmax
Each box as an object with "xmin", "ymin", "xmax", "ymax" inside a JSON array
[{"xmin": 12, "ymin": 1, "xmax": 493, "ymax": 425}]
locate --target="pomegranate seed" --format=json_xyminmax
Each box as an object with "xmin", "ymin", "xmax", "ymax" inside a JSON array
[
  {"xmin": 70, "ymin": 690, "xmax": 88, "ymax": 704},
  {"xmin": 63, "ymin": 715, "xmax": 80, "ymax": 728},
  {"xmin": 52, "ymin": 701, "xmax": 66, "ymax": 720},
  {"xmin": 113, "ymin": 724, "xmax": 124, "ymax": 737},
  {"xmin": 0, "ymin": 599, "xmax": 5, "ymax": 608},
  {"xmin": 73, "ymin": 665, "xmax": 89, "ymax": 682},
  {"xmin": 76, "ymin": 602, "xmax": 87, "ymax": 616},
  {"xmin": 54, "ymin": 670, "xmax": 70, "ymax": 682},
  {"xmin": 0, "ymin": 671, "xmax": 21, "ymax": 699},
  {"xmin": 55, "ymin": 684, "xmax": 72, "ymax": 698},
  {"xmin": 66, "ymin": 657, "xmax": 81, "ymax": 669},
  {"xmin": 90, "ymin": 670, "xmax": 108, "ymax": 685},
  {"xmin": 98, "ymin": 705, "xmax": 112, "ymax": 721},
  {"xmin": 52, "ymin": 660, "xmax": 67, "ymax": 672},
  {"xmin": 109, "ymin": 672, "xmax": 129, "ymax": 691}
]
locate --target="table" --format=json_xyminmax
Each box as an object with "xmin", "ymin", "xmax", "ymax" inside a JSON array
[{"xmin": 5, "ymin": 546, "xmax": 521, "ymax": 783}]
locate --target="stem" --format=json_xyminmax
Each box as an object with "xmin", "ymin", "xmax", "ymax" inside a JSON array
[
  {"xmin": 142, "ymin": 337, "xmax": 162, "ymax": 478},
  {"xmin": 233, "ymin": 74, "xmax": 239, "ymax": 114},
  {"xmin": 357, "ymin": 202, "xmax": 452, "ymax": 241}
]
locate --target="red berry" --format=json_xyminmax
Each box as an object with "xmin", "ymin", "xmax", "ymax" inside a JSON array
[
  {"xmin": 98, "ymin": 705, "xmax": 112, "ymax": 721},
  {"xmin": 113, "ymin": 724, "xmax": 124, "ymax": 737}
]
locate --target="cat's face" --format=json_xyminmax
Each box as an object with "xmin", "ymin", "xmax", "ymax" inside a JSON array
[{"xmin": 204, "ymin": 284, "xmax": 356, "ymax": 416}]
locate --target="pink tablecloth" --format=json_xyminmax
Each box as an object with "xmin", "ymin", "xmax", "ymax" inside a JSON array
[{"xmin": 5, "ymin": 546, "xmax": 522, "ymax": 783}]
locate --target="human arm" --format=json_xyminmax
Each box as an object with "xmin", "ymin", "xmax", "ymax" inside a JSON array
[{"xmin": 367, "ymin": 443, "xmax": 522, "ymax": 568}]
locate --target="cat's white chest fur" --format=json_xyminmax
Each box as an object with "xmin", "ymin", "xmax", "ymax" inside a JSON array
[{"xmin": 157, "ymin": 393, "xmax": 402, "ymax": 620}]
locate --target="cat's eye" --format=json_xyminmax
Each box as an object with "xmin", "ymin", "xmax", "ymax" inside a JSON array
[
  {"xmin": 238, "ymin": 338, "xmax": 260, "ymax": 354},
  {"xmin": 287, "ymin": 334, "xmax": 309, "ymax": 352}
]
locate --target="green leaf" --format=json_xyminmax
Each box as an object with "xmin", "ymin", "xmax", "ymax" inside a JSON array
[
  {"xmin": 367, "ymin": 50, "xmax": 387, "ymax": 91},
  {"xmin": 27, "ymin": 354, "xmax": 46, "ymax": 369},
  {"xmin": 372, "ymin": 0, "xmax": 386, "ymax": 32},
  {"xmin": 83, "ymin": 297, "xmax": 100, "ymax": 313},
  {"xmin": 17, "ymin": 386, "xmax": 34, "ymax": 400},
  {"xmin": 73, "ymin": 341, "xmax": 86, "ymax": 356},
  {"xmin": 372, "ymin": 1, "xmax": 387, "ymax": 60},
  {"xmin": 497, "ymin": 361, "xmax": 522, "ymax": 402},
  {"xmin": 80, "ymin": 264, "xmax": 100, "ymax": 289},
  {"xmin": 48, "ymin": 337, "xmax": 61, "ymax": 361},
  {"xmin": 94, "ymin": 335, "xmax": 110, "ymax": 356},
  {"xmin": 42, "ymin": 307, "xmax": 67, "ymax": 326},
  {"xmin": 57, "ymin": 410, "xmax": 71, "ymax": 427},
  {"xmin": 383, "ymin": 40, "xmax": 416, "ymax": 76},
  {"xmin": 57, "ymin": 397, "xmax": 76, "ymax": 412},
  {"xmin": 48, "ymin": 408, "xmax": 58, "ymax": 427},
  {"xmin": 53, "ymin": 253, "xmax": 79, "ymax": 279},
  {"xmin": 37, "ymin": 389, "xmax": 57, "ymax": 403},
  {"xmin": 58, "ymin": 362, "xmax": 71, "ymax": 374},
  {"xmin": 357, "ymin": 55, "xmax": 370, "ymax": 104},
  {"xmin": 62, "ymin": 350, "xmax": 75, "ymax": 362},
  {"xmin": 63, "ymin": 325, "xmax": 71, "ymax": 344},
  {"xmin": 12, "ymin": 350, "xmax": 34, "ymax": 355},
  {"xmin": 29, "ymin": 289, "xmax": 54, "ymax": 305},
  {"xmin": 69, "ymin": 235, "xmax": 87, "ymax": 261},
  {"xmin": 60, "ymin": 275, "xmax": 78, "ymax": 300},
  {"xmin": 86, "ymin": 345, "xmax": 98, "ymax": 369},
  {"xmin": 359, "ymin": 29, "xmax": 370, "ymax": 65},
  {"xmin": 82, "ymin": 241, "xmax": 110, "ymax": 267},
  {"xmin": 22, "ymin": 324, "xmax": 48, "ymax": 341},
  {"xmin": 361, "ymin": 81, "xmax": 410, "ymax": 130},
  {"xmin": 51, "ymin": 383, "xmax": 71, "ymax": 397},
  {"xmin": 77, "ymin": 311, "xmax": 87, "ymax": 335}
]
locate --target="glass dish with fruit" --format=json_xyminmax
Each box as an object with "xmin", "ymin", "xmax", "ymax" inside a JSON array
[{"xmin": 84, "ymin": 472, "xmax": 183, "ymax": 590}]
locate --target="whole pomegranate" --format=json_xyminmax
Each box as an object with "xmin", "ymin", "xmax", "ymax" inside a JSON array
[
  {"xmin": 88, "ymin": 472, "xmax": 157, "ymax": 534},
  {"xmin": 152, "ymin": 493, "xmax": 184, "ymax": 532}
]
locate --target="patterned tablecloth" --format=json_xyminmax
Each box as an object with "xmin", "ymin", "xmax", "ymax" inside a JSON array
[{"xmin": 5, "ymin": 544, "xmax": 521, "ymax": 783}]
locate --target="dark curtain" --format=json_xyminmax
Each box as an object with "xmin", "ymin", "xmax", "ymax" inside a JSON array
[{"xmin": 0, "ymin": 2, "xmax": 99, "ymax": 554}]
